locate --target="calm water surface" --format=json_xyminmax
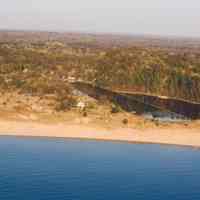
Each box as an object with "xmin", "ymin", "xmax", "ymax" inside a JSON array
[{"xmin": 0, "ymin": 136, "xmax": 200, "ymax": 200}]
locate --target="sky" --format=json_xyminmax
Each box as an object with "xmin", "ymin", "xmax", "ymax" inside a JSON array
[{"xmin": 0, "ymin": 0, "xmax": 200, "ymax": 37}]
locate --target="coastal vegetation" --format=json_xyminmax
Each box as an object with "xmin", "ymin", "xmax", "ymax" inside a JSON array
[{"xmin": 0, "ymin": 31, "xmax": 200, "ymax": 114}]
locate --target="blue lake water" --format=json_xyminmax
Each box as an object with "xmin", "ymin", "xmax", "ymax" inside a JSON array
[{"xmin": 0, "ymin": 136, "xmax": 200, "ymax": 200}]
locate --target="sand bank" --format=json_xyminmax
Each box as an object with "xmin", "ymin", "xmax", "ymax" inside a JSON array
[{"xmin": 0, "ymin": 120, "xmax": 199, "ymax": 148}]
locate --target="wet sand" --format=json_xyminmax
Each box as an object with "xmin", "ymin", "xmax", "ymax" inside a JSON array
[{"xmin": 0, "ymin": 119, "xmax": 199, "ymax": 148}]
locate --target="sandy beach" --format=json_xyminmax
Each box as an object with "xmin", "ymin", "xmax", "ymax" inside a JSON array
[
  {"xmin": 0, "ymin": 119, "xmax": 200, "ymax": 148},
  {"xmin": 0, "ymin": 91, "xmax": 199, "ymax": 148}
]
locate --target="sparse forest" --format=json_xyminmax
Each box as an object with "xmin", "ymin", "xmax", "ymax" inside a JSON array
[{"xmin": 0, "ymin": 31, "xmax": 200, "ymax": 105}]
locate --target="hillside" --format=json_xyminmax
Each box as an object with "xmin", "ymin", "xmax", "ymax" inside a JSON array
[{"xmin": 0, "ymin": 30, "xmax": 200, "ymax": 103}]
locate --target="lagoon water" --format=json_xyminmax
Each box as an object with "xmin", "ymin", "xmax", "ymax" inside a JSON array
[{"xmin": 0, "ymin": 137, "xmax": 200, "ymax": 200}]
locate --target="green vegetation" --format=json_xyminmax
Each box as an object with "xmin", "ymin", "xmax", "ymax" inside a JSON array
[
  {"xmin": 0, "ymin": 32, "xmax": 200, "ymax": 109},
  {"xmin": 87, "ymin": 48, "xmax": 200, "ymax": 102}
]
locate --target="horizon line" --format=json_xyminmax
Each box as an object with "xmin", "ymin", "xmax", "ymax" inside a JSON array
[{"xmin": 0, "ymin": 27, "xmax": 200, "ymax": 41}]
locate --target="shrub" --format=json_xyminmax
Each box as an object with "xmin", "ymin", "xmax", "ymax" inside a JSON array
[
  {"xmin": 122, "ymin": 118, "xmax": 128, "ymax": 125},
  {"xmin": 111, "ymin": 104, "xmax": 121, "ymax": 114},
  {"xmin": 55, "ymin": 96, "xmax": 77, "ymax": 111}
]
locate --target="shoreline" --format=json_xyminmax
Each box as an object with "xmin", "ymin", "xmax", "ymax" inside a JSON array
[
  {"xmin": 2, "ymin": 134, "xmax": 200, "ymax": 150},
  {"xmin": 0, "ymin": 119, "xmax": 200, "ymax": 148}
]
